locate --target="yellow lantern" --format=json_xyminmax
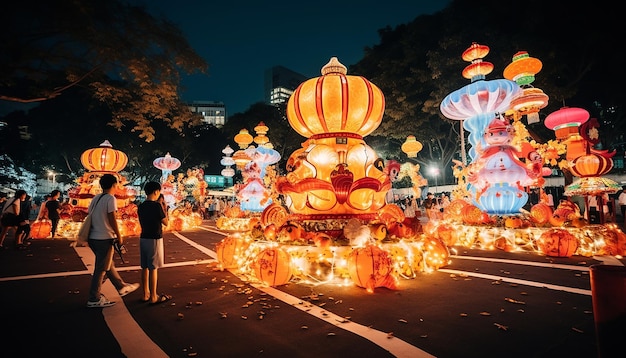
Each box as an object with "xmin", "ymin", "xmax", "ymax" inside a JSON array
[
  {"xmin": 347, "ymin": 245, "xmax": 397, "ymax": 293},
  {"xmin": 216, "ymin": 236, "xmax": 250, "ymax": 270},
  {"xmin": 253, "ymin": 121, "xmax": 269, "ymax": 145},
  {"xmin": 234, "ymin": 129, "xmax": 253, "ymax": 149},
  {"xmin": 401, "ymin": 135, "xmax": 423, "ymax": 158},
  {"xmin": 80, "ymin": 140, "xmax": 128, "ymax": 172}
]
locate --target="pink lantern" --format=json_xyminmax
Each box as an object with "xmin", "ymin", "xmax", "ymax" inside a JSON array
[
  {"xmin": 153, "ymin": 152, "xmax": 181, "ymax": 183},
  {"xmin": 544, "ymin": 107, "xmax": 589, "ymax": 140}
]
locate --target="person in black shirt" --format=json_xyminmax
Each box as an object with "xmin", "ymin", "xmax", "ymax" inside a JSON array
[
  {"xmin": 15, "ymin": 194, "xmax": 32, "ymax": 248},
  {"xmin": 45, "ymin": 190, "xmax": 61, "ymax": 238},
  {"xmin": 138, "ymin": 181, "xmax": 171, "ymax": 304}
]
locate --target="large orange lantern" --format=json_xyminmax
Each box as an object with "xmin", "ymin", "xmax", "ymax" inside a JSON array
[
  {"xmin": 347, "ymin": 245, "xmax": 397, "ymax": 293},
  {"xmin": 80, "ymin": 140, "xmax": 128, "ymax": 172},
  {"xmin": 287, "ymin": 57, "xmax": 384, "ymax": 138},
  {"xmin": 30, "ymin": 219, "xmax": 51, "ymax": 239},
  {"xmin": 216, "ymin": 236, "xmax": 250, "ymax": 270},
  {"xmin": 537, "ymin": 229, "xmax": 578, "ymax": 257},
  {"xmin": 253, "ymin": 248, "xmax": 292, "ymax": 287}
]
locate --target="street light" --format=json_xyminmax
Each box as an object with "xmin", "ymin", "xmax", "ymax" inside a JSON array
[
  {"xmin": 48, "ymin": 170, "xmax": 56, "ymax": 185},
  {"xmin": 429, "ymin": 166, "xmax": 440, "ymax": 194}
]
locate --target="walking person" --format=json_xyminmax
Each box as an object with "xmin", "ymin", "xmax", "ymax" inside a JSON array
[
  {"xmin": 0, "ymin": 189, "xmax": 27, "ymax": 249},
  {"xmin": 14, "ymin": 194, "xmax": 32, "ymax": 248},
  {"xmin": 45, "ymin": 190, "xmax": 61, "ymax": 238},
  {"xmin": 138, "ymin": 181, "xmax": 171, "ymax": 304},
  {"xmin": 618, "ymin": 187, "xmax": 626, "ymax": 221},
  {"xmin": 86, "ymin": 174, "xmax": 139, "ymax": 308}
]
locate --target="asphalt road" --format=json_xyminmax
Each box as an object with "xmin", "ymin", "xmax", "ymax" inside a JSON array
[{"xmin": 1, "ymin": 221, "xmax": 623, "ymax": 358}]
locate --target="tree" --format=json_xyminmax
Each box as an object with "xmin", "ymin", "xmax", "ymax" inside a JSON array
[{"xmin": 0, "ymin": 0, "xmax": 208, "ymax": 142}]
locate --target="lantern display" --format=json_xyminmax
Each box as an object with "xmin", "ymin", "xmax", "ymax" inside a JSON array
[
  {"xmin": 569, "ymin": 153, "xmax": 613, "ymax": 177},
  {"xmin": 597, "ymin": 226, "xmax": 626, "ymax": 256},
  {"xmin": 347, "ymin": 245, "xmax": 397, "ymax": 293},
  {"xmin": 544, "ymin": 107, "xmax": 589, "ymax": 140},
  {"xmin": 252, "ymin": 247, "xmax": 292, "ymax": 287},
  {"xmin": 153, "ymin": 152, "xmax": 181, "ymax": 183},
  {"xmin": 276, "ymin": 57, "xmax": 391, "ymax": 223},
  {"xmin": 30, "ymin": 219, "xmax": 51, "ymax": 239},
  {"xmin": 530, "ymin": 203, "xmax": 553, "ymax": 225},
  {"xmin": 80, "ymin": 140, "xmax": 128, "ymax": 172},
  {"xmin": 420, "ymin": 237, "xmax": 450, "ymax": 270},
  {"xmin": 537, "ymin": 229, "xmax": 578, "ymax": 257},
  {"xmin": 503, "ymin": 51, "xmax": 549, "ymax": 124},
  {"xmin": 401, "ymin": 135, "xmax": 423, "ymax": 158},
  {"xmin": 216, "ymin": 236, "xmax": 250, "ymax": 270}
]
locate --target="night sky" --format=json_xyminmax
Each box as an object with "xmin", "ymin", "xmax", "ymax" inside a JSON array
[{"xmin": 133, "ymin": 0, "xmax": 452, "ymax": 115}]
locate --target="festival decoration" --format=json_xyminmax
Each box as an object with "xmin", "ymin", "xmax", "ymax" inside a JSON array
[
  {"xmin": 537, "ymin": 229, "xmax": 578, "ymax": 257},
  {"xmin": 347, "ymin": 245, "xmax": 397, "ymax": 293},
  {"xmin": 216, "ymin": 236, "xmax": 250, "ymax": 270},
  {"xmin": 503, "ymin": 51, "xmax": 549, "ymax": 125},
  {"xmin": 153, "ymin": 152, "xmax": 181, "ymax": 183},
  {"xmin": 401, "ymin": 136, "xmax": 423, "ymax": 158},
  {"xmin": 252, "ymin": 247, "xmax": 292, "ymax": 287},
  {"xmin": 30, "ymin": 219, "xmax": 51, "ymax": 239},
  {"xmin": 64, "ymin": 140, "xmax": 138, "ymax": 240},
  {"xmin": 276, "ymin": 57, "xmax": 390, "ymax": 225},
  {"xmin": 220, "ymin": 145, "xmax": 235, "ymax": 178}
]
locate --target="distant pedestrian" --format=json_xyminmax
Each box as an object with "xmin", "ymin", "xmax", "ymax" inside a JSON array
[
  {"xmin": 618, "ymin": 187, "xmax": 626, "ymax": 219},
  {"xmin": 138, "ymin": 181, "xmax": 171, "ymax": 304},
  {"xmin": 15, "ymin": 194, "xmax": 33, "ymax": 248},
  {"xmin": 45, "ymin": 190, "xmax": 61, "ymax": 238},
  {"xmin": 86, "ymin": 174, "xmax": 139, "ymax": 308},
  {"xmin": 0, "ymin": 189, "xmax": 27, "ymax": 248}
]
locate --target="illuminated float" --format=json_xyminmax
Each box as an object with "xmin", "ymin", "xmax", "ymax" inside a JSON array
[
  {"xmin": 214, "ymin": 53, "xmax": 626, "ymax": 292},
  {"xmin": 62, "ymin": 140, "xmax": 140, "ymax": 240},
  {"xmin": 153, "ymin": 152, "xmax": 181, "ymax": 209},
  {"xmin": 216, "ymin": 58, "xmax": 443, "ymax": 291}
]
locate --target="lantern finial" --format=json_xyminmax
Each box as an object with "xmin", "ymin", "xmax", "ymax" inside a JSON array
[{"xmin": 321, "ymin": 57, "xmax": 347, "ymax": 76}]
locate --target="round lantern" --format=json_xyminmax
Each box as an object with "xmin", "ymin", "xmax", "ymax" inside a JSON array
[
  {"xmin": 598, "ymin": 226, "xmax": 626, "ymax": 256},
  {"xmin": 569, "ymin": 153, "xmax": 613, "ymax": 177},
  {"xmin": 444, "ymin": 199, "xmax": 469, "ymax": 222},
  {"xmin": 216, "ymin": 236, "xmax": 250, "ymax": 270},
  {"xmin": 544, "ymin": 107, "xmax": 589, "ymax": 140},
  {"xmin": 401, "ymin": 136, "xmax": 423, "ymax": 158},
  {"xmin": 80, "ymin": 140, "xmax": 128, "ymax": 172},
  {"xmin": 286, "ymin": 57, "xmax": 385, "ymax": 138},
  {"xmin": 420, "ymin": 237, "xmax": 450, "ymax": 270},
  {"xmin": 530, "ymin": 203, "xmax": 553, "ymax": 225},
  {"xmin": 347, "ymin": 245, "xmax": 397, "ymax": 293},
  {"xmin": 253, "ymin": 247, "xmax": 292, "ymax": 286},
  {"xmin": 30, "ymin": 219, "xmax": 51, "ymax": 239},
  {"xmin": 234, "ymin": 129, "xmax": 253, "ymax": 149},
  {"xmin": 537, "ymin": 228, "xmax": 578, "ymax": 257}
]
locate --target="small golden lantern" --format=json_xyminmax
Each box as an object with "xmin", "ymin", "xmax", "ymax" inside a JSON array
[
  {"xmin": 401, "ymin": 135, "xmax": 423, "ymax": 158},
  {"xmin": 234, "ymin": 129, "xmax": 253, "ymax": 149}
]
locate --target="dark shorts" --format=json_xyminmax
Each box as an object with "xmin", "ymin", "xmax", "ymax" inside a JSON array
[{"xmin": 1, "ymin": 213, "xmax": 19, "ymax": 227}]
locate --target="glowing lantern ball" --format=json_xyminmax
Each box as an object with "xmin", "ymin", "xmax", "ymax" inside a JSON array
[
  {"xmin": 569, "ymin": 153, "xmax": 613, "ymax": 177},
  {"xmin": 443, "ymin": 199, "xmax": 469, "ymax": 222},
  {"xmin": 598, "ymin": 226, "xmax": 626, "ymax": 256},
  {"xmin": 544, "ymin": 107, "xmax": 589, "ymax": 145},
  {"xmin": 216, "ymin": 236, "xmax": 250, "ymax": 270},
  {"xmin": 530, "ymin": 203, "xmax": 553, "ymax": 225},
  {"xmin": 253, "ymin": 247, "xmax": 292, "ymax": 286},
  {"xmin": 348, "ymin": 245, "xmax": 397, "ymax": 293},
  {"xmin": 81, "ymin": 140, "xmax": 128, "ymax": 172},
  {"xmin": 420, "ymin": 236, "xmax": 450, "ymax": 269},
  {"xmin": 401, "ymin": 135, "xmax": 423, "ymax": 158},
  {"xmin": 537, "ymin": 229, "xmax": 578, "ymax": 257},
  {"xmin": 30, "ymin": 219, "xmax": 51, "ymax": 239}
]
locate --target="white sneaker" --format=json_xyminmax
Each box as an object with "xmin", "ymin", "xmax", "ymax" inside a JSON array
[
  {"xmin": 118, "ymin": 283, "xmax": 140, "ymax": 297},
  {"xmin": 87, "ymin": 296, "xmax": 116, "ymax": 308}
]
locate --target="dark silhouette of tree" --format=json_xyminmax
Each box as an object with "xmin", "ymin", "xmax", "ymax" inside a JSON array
[{"xmin": 0, "ymin": 0, "xmax": 208, "ymax": 142}]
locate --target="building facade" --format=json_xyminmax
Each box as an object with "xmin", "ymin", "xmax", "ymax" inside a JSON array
[
  {"xmin": 264, "ymin": 66, "xmax": 307, "ymax": 106},
  {"xmin": 188, "ymin": 101, "xmax": 226, "ymax": 127}
]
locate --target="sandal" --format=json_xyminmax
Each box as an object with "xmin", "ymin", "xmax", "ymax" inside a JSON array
[{"xmin": 150, "ymin": 294, "xmax": 172, "ymax": 305}]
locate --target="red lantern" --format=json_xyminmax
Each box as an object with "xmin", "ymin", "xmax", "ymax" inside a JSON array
[
  {"xmin": 347, "ymin": 245, "xmax": 397, "ymax": 293},
  {"xmin": 253, "ymin": 248, "xmax": 292, "ymax": 286},
  {"xmin": 537, "ymin": 229, "xmax": 578, "ymax": 257},
  {"xmin": 216, "ymin": 236, "xmax": 250, "ymax": 270},
  {"xmin": 30, "ymin": 219, "xmax": 51, "ymax": 239}
]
